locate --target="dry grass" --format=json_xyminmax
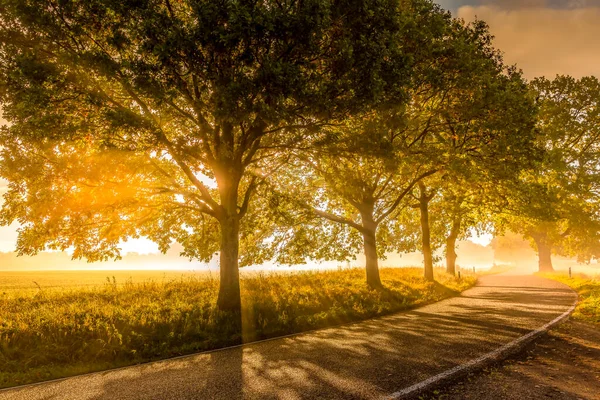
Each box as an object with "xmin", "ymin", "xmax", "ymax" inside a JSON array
[
  {"xmin": 0, "ymin": 267, "xmax": 476, "ymax": 389},
  {"xmin": 539, "ymin": 272, "xmax": 600, "ymax": 323}
]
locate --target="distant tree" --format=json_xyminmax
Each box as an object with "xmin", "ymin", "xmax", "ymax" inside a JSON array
[
  {"xmin": 490, "ymin": 231, "xmax": 536, "ymax": 265},
  {"xmin": 0, "ymin": 0, "xmax": 417, "ymax": 313},
  {"xmin": 438, "ymin": 190, "xmax": 491, "ymax": 275},
  {"xmin": 507, "ymin": 76, "xmax": 600, "ymax": 271},
  {"xmin": 400, "ymin": 165, "xmax": 523, "ymax": 279},
  {"xmin": 431, "ymin": 177, "xmax": 504, "ymax": 276}
]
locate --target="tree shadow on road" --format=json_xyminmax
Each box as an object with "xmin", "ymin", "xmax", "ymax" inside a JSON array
[{"xmin": 2, "ymin": 281, "xmax": 577, "ymax": 400}]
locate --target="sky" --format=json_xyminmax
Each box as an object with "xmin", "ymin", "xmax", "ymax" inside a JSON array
[
  {"xmin": 438, "ymin": 0, "xmax": 600, "ymax": 79},
  {"xmin": 1, "ymin": 0, "xmax": 599, "ymax": 269}
]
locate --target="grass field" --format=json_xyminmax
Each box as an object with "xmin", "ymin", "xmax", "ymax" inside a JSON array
[
  {"xmin": 0, "ymin": 267, "xmax": 476, "ymax": 389},
  {"xmin": 540, "ymin": 272, "xmax": 600, "ymax": 324},
  {"xmin": 0, "ymin": 270, "xmax": 214, "ymax": 291}
]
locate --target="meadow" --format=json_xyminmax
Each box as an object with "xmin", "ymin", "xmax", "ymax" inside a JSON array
[
  {"xmin": 0, "ymin": 269, "xmax": 214, "ymax": 291},
  {"xmin": 0, "ymin": 267, "xmax": 475, "ymax": 388}
]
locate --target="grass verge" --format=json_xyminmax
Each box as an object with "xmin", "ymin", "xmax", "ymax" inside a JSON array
[
  {"xmin": 0, "ymin": 267, "xmax": 476, "ymax": 389},
  {"xmin": 539, "ymin": 272, "xmax": 600, "ymax": 323}
]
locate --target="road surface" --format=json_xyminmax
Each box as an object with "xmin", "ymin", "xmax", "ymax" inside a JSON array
[{"xmin": 0, "ymin": 275, "xmax": 576, "ymax": 400}]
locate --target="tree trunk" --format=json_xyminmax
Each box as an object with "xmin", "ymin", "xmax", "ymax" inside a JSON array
[
  {"xmin": 533, "ymin": 234, "xmax": 554, "ymax": 272},
  {"xmin": 360, "ymin": 208, "xmax": 382, "ymax": 288},
  {"xmin": 363, "ymin": 228, "xmax": 382, "ymax": 289},
  {"xmin": 215, "ymin": 168, "xmax": 242, "ymax": 314},
  {"xmin": 445, "ymin": 218, "xmax": 461, "ymax": 275},
  {"xmin": 217, "ymin": 215, "xmax": 242, "ymax": 312},
  {"xmin": 418, "ymin": 183, "xmax": 434, "ymax": 281}
]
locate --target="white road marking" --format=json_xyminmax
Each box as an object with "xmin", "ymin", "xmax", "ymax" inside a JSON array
[{"xmin": 385, "ymin": 295, "xmax": 578, "ymax": 399}]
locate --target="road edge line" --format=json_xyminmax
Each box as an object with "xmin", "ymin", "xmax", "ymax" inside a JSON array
[{"xmin": 385, "ymin": 294, "xmax": 578, "ymax": 400}]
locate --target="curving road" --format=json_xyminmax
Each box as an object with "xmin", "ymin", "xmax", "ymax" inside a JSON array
[{"xmin": 0, "ymin": 275, "xmax": 576, "ymax": 400}]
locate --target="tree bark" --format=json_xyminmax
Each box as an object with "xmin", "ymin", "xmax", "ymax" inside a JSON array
[
  {"xmin": 445, "ymin": 218, "xmax": 461, "ymax": 275},
  {"xmin": 215, "ymin": 168, "xmax": 243, "ymax": 314},
  {"xmin": 217, "ymin": 215, "xmax": 242, "ymax": 312},
  {"xmin": 418, "ymin": 183, "xmax": 434, "ymax": 281},
  {"xmin": 361, "ymin": 211, "xmax": 382, "ymax": 288},
  {"xmin": 533, "ymin": 234, "xmax": 554, "ymax": 272}
]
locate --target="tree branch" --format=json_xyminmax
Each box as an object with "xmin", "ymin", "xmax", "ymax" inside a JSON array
[
  {"xmin": 313, "ymin": 209, "xmax": 366, "ymax": 233},
  {"xmin": 238, "ymin": 175, "xmax": 258, "ymax": 218},
  {"xmin": 375, "ymin": 169, "xmax": 438, "ymax": 224}
]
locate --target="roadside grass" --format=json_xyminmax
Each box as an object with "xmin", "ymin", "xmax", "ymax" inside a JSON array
[
  {"xmin": 0, "ymin": 267, "xmax": 476, "ymax": 389},
  {"xmin": 539, "ymin": 272, "xmax": 600, "ymax": 323}
]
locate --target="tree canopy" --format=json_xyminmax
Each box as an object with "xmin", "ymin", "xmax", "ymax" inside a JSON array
[
  {"xmin": 0, "ymin": 0, "xmax": 450, "ymax": 312},
  {"xmin": 270, "ymin": 17, "xmax": 537, "ymax": 283},
  {"xmin": 0, "ymin": 0, "xmax": 598, "ymax": 317},
  {"xmin": 505, "ymin": 75, "xmax": 600, "ymax": 271}
]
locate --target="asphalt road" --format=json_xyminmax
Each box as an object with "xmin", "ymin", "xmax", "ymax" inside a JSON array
[{"xmin": 0, "ymin": 275, "xmax": 576, "ymax": 400}]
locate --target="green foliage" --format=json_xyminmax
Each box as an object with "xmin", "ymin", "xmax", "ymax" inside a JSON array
[
  {"xmin": 270, "ymin": 16, "xmax": 536, "ymax": 269},
  {"xmin": 0, "ymin": 267, "xmax": 475, "ymax": 388},
  {"xmin": 0, "ymin": 0, "xmax": 434, "ymax": 310},
  {"xmin": 391, "ymin": 16, "xmax": 538, "ymax": 265},
  {"xmin": 506, "ymin": 76, "xmax": 600, "ymax": 265},
  {"xmin": 0, "ymin": 0, "xmax": 409, "ymax": 259}
]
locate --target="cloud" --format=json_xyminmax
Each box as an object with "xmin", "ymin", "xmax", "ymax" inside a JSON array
[
  {"xmin": 457, "ymin": 6, "xmax": 600, "ymax": 79},
  {"xmin": 439, "ymin": 0, "xmax": 600, "ymax": 11}
]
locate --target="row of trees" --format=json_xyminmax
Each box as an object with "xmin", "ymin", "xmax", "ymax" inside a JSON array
[
  {"xmin": 0, "ymin": 0, "xmax": 598, "ymax": 314},
  {"xmin": 507, "ymin": 76, "xmax": 600, "ymax": 271}
]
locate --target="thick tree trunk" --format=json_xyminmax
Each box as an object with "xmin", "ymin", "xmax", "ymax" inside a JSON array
[
  {"xmin": 363, "ymin": 228, "xmax": 382, "ymax": 288},
  {"xmin": 418, "ymin": 183, "xmax": 434, "ymax": 281},
  {"xmin": 534, "ymin": 234, "xmax": 554, "ymax": 272},
  {"xmin": 217, "ymin": 216, "xmax": 242, "ymax": 312},
  {"xmin": 215, "ymin": 168, "xmax": 242, "ymax": 314},
  {"xmin": 445, "ymin": 218, "xmax": 461, "ymax": 275},
  {"xmin": 360, "ymin": 208, "xmax": 382, "ymax": 288}
]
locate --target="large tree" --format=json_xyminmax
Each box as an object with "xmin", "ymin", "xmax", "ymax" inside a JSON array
[
  {"xmin": 277, "ymin": 112, "xmax": 439, "ymax": 288},
  {"xmin": 274, "ymin": 16, "xmax": 536, "ymax": 284},
  {"xmin": 392, "ymin": 21, "xmax": 536, "ymax": 281},
  {"xmin": 0, "ymin": 0, "xmax": 416, "ymax": 312},
  {"xmin": 507, "ymin": 75, "xmax": 600, "ymax": 271}
]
